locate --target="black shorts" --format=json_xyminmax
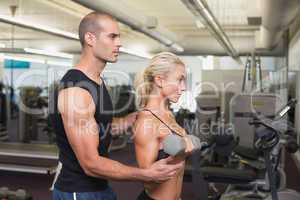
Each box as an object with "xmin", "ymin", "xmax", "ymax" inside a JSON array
[{"xmin": 137, "ymin": 190, "xmax": 155, "ymax": 200}]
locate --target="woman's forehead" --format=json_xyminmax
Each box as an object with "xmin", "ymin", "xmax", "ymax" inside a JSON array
[
  {"xmin": 162, "ymin": 64, "xmax": 185, "ymax": 79},
  {"xmin": 172, "ymin": 64, "xmax": 186, "ymax": 75}
]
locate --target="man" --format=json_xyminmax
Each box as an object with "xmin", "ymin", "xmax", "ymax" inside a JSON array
[{"xmin": 50, "ymin": 11, "xmax": 183, "ymax": 200}]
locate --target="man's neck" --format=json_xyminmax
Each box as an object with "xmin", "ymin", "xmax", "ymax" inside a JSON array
[{"xmin": 75, "ymin": 50, "xmax": 106, "ymax": 82}]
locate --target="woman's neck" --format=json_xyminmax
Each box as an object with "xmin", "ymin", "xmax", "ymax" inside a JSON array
[{"xmin": 146, "ymin": 92, "xmax": 169, "ymax": 114}]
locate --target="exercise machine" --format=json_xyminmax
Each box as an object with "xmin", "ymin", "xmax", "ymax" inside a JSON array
[
  {"xmin": 230, "ymin": 93, "xmax": 281, "ymax": 148},
  {"xmin": 195, "ymin": 99, "xmax": 300, "ymax": 200}
]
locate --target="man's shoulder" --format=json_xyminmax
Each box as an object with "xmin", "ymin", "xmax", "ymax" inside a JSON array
[
  {"xmin": 60, "ymin": 69, "xmax": 80, "ymax": 82},
  {"xmin": 57, "ymin": 87, "xmax": 95, "ymax": 115},
  {"xmin": 58, "ymin": 87, "xmax": 93, "ymax": 102}
]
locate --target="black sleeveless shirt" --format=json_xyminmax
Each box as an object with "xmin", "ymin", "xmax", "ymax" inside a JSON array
[{"xmin": 50, "ymin": 69, "xmax": 113, "ymax": 192}]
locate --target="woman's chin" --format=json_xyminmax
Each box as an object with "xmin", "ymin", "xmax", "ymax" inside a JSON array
[{"xmin": 169, "ymin": 98, "xmax": 179, "ymax": 103}]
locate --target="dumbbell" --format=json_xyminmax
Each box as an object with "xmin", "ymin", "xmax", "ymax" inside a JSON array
[
  {"xmin": 163, "ymin": 134, "xmax": 201, "ymax": 156},
  {"xmin": 7, "ymin": 189, "xmax": 27, "ymax": 200},
  {"xmin": 0, "ymin": 188, "xmax": 30, "ymax": 200},
  {"xmin": 0, "ymin": 187, "xmax": 9, "ymax": 198},
  {"xmin": 16, "ymin": 189, "xmax": 27, "ymax": 200}
]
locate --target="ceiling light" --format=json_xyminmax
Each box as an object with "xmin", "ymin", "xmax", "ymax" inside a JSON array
[
  {"xmin": 120, "ymin": 47, "xmax": 152, "ymax": 59},
  {"xmin": 0, "ymin": 15, "xmax": 78, "ymax": 40},
  {"xmin": 47, "ymin": 60, "xmax": 72, "ymax": 66},
  {"xmin": 24, "ymin": 48, "xmax": 73, "ymax": 59},
  {"xmin": 0, "ymin": 14, "xmax": 163, "ymax": 58}
]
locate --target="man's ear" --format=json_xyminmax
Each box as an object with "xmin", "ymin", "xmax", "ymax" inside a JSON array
[
  {"xmin": 84, "ymin": 32, "xmax": 96, "ymax": 46},
  {"xmin": 154, "ymin": 75, "xmax": 163, "ymax": 88}
]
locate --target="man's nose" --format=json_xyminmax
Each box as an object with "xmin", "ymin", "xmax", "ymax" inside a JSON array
[{"xmin": 116, "ymin": 37, "xmax": 122, "ymax": 47}]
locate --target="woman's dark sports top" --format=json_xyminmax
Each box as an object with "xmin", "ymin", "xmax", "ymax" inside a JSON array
[{"xmin": 142, "ymin": 109, "xmax": 181, "ymax": 161}]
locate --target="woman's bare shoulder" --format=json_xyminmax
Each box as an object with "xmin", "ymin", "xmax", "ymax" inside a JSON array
[{"xmin": 135, "ymin": 111, "xmax": 159, "ymax": 129}]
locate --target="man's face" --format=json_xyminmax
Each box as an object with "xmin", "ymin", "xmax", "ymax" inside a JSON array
[{"xmin": 91, "ymin": 18, "xmax": 121, "ymax": 63}]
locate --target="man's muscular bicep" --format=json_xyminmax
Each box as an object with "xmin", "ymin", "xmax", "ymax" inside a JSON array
[
  {"xmin": 58, "ymin": 87, "xmax": 98, "ymax": 134},
  {"xmin": 57, "ymin": 87, "xmax": 100, "ymax": 172}
]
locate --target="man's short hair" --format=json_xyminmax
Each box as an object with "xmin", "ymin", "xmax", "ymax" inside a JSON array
[{"xmin": 78, "ymin": 11, "xmax": 116, "ymax": 47}]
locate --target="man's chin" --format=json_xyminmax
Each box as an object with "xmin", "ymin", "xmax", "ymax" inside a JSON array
[{"xmin": 107, "ymin": 58, "xmax": 118, "ymax": 63}]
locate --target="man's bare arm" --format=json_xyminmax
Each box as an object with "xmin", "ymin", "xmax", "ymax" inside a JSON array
[{"xmin": 111, "ymin": 112, "xmax": 137, "ymax": 136}]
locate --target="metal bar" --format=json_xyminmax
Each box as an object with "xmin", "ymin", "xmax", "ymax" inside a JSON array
[
  {"xmin": 0, "ymin": 151, "xmax": 58, "ymax": 159},
  {"xmin": 0, "ymin": 163, "xmax": 57, "ymax": 174}
]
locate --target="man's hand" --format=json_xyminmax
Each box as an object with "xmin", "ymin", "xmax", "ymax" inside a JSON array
[
  {"xmin": 112, "ymin": 112, "xmax": 138, "ymax": 135},
  {"xmin": 143, "ymin": 157, "xmax": 184, "ymax": 183},
  {"xmin": 123, "ymin": 112, "xmax": 138, "ymax": 127}
]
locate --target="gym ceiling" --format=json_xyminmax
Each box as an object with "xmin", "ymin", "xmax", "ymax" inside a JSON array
[{"xmin": 0, "ymin": 0, "xmax": 299, "ymax": 59}]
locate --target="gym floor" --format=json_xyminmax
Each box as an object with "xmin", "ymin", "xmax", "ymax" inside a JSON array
[{"xmin": 0, "ymin": 143, "xmax": 299, "ymax": 200}]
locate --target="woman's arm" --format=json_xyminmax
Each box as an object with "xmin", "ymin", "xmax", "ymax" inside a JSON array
[{"xmin": 134, "ymin": 116, "xmax": 160, "ymax": 169}]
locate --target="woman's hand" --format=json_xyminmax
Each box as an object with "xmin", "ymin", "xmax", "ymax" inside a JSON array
[
  {"xmin": 184, "ymin": 135, "xmax": 202, "ymax": 155},
  {"xmin": 183, "ymin": 136, "xmax": 194, "ymax": 154}
]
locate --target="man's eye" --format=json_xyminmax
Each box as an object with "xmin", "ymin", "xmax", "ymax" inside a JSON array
[{"xmin": 110, "ymin": 34, "xmax": 119, "ymax": 39}]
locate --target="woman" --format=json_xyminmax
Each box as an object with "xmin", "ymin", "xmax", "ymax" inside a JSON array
[{"xmin": 133, "ymin": 52, "xmax": 195, "ymax": 200}]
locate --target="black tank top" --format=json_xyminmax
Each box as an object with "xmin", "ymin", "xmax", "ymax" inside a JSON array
[{"xmin": 50, "ymin": 69, "xmax": 113, "ymax": 192}]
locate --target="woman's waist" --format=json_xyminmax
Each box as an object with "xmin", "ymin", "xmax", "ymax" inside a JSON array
[
  {"xmin": 144, "ymin": 171, "xmax": 184, "ymax": 198},
  {"xmin": 144, "ymin": 182, "xmax": 182, "ymax": 200}
]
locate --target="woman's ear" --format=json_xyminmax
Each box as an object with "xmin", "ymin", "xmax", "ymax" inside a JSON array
[{"xmin": 154, "ymin": 75, "xmax": 163, "ymax": 88}]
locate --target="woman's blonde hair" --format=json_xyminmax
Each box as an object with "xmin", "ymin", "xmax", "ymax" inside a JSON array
[{"xmin": 134, "ymin": 52, "xmax": 185, "ymax": 109}]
